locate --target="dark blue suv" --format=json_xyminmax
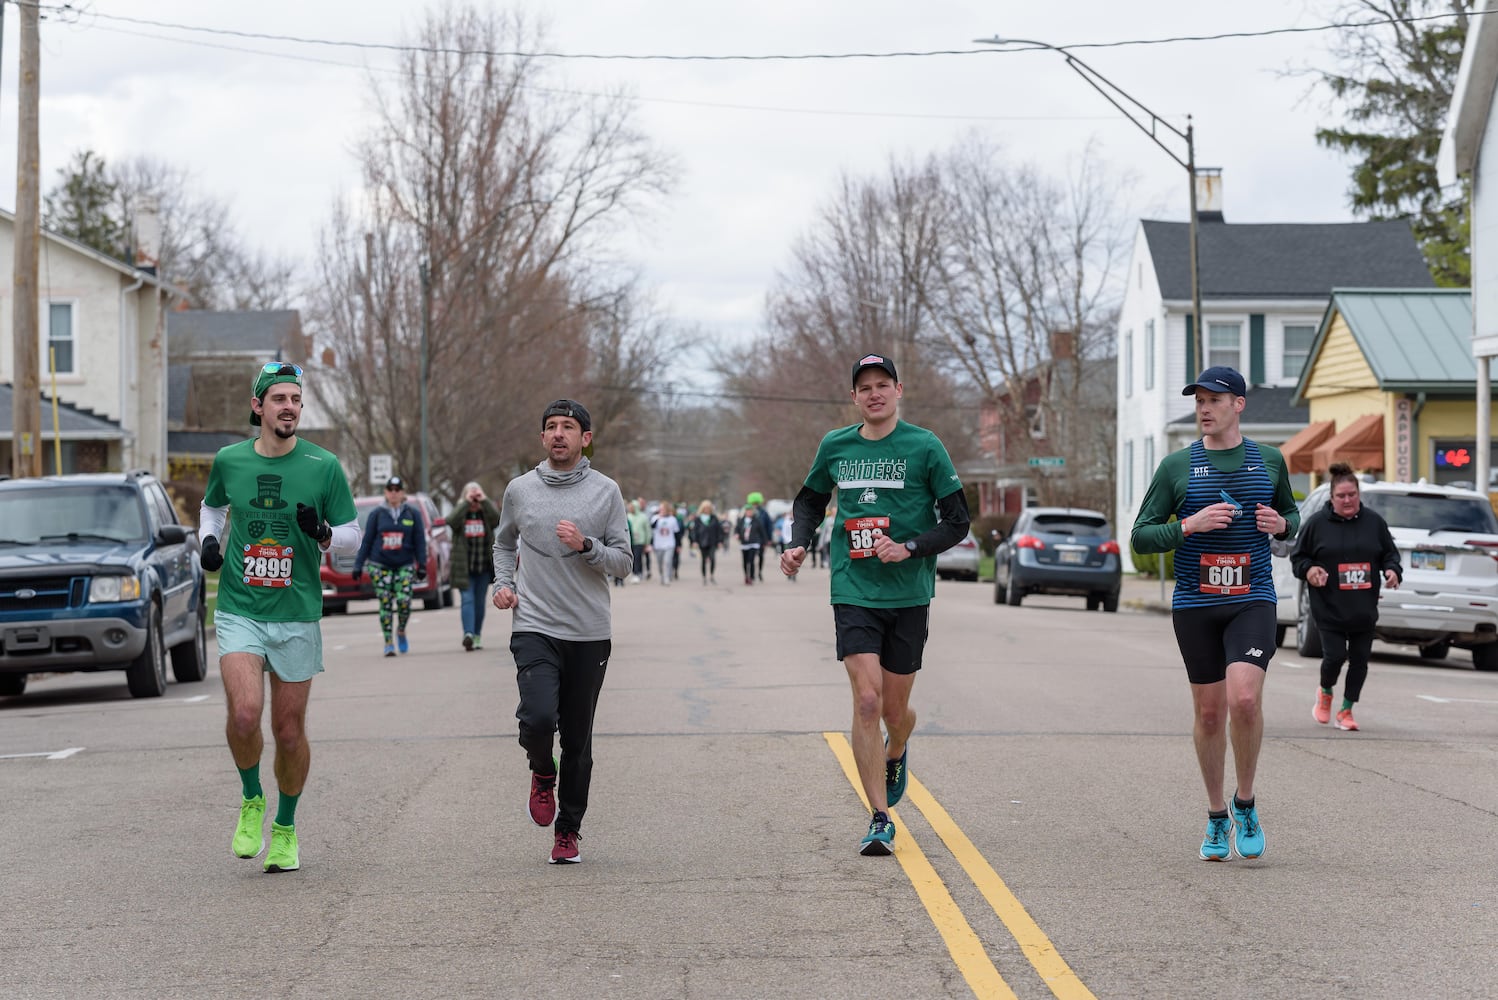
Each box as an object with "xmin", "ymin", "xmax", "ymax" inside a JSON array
[{"xmin": 0, "ymin": 471, "xmax": 207, "ymax": 698}]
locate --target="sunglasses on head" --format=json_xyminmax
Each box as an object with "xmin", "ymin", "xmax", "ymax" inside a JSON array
[{"xmin": 260, "ymin": 362, "xmax": 304, "ymax": 377}]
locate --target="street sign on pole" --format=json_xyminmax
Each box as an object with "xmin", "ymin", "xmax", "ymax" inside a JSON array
[
  {"xmin": 369, "ymin": 453, "xmax": 393, "ymax": 485},
  {"xmin": 1028, "ymin": 456, "xmax": 1066, "ymax": 467}
]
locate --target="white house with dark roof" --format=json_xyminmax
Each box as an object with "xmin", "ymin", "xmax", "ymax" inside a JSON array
[
  {"xmin": 0, "ymin": 208, "xmax": 186, "ymax": 475},
  {"xmin": 1115, "ymin": 204, "xmax": 1434, "ymax": 571}
]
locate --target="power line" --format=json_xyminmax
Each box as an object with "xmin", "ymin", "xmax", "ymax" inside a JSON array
[{"xmin": 27, "ymin": 1, "xmax": 1487, "ymax": 63}]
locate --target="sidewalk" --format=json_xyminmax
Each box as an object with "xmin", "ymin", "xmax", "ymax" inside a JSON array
[{"xmin": 1120, "ymin": 573, "xmax": 1172, "ymax": 615}]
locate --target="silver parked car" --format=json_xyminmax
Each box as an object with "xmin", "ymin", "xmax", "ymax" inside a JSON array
[
  {"xmin": 935, "ymin": 530, "xmax": 980, "ymax": 581},
  {"xmin": 993, "ymin": 507, "xmax": 1122, "ymax": 611},
  {"xmin": 1271, "ymin": 478, "xmax": 1498, "ymax": 669}
]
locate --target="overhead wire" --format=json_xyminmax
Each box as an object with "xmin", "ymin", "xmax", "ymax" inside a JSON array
[{"xmin": 22, "ymin": 1, "xmax": 1490, "ymax": 63}]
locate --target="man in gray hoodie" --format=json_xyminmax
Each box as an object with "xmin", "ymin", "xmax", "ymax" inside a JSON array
[{"xmin": 492, "ymin": 399, "xmax": 633, "ymax": 864}]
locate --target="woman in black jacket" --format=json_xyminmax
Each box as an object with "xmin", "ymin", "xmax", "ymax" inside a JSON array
[
  {"xmin": 690, "ymin": 500, "xmax": 726, "ymax": 585},
  {"xmin": 1291, "ymin": 463, "xmax": 1402, "ymax": 731}
]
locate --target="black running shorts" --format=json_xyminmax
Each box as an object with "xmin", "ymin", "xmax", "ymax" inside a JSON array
[
  {"xmin": 833, "ymin": 604, "xmax": 929, "ymax": 675},
  {"xmin": 1172, "ymin": 601, "xmax": 1278, "ymax": 684}
]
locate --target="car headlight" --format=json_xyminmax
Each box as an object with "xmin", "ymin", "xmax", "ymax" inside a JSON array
[{"xmin": 90, "ymin": 576, "xmax": 142, "ymax": 603}]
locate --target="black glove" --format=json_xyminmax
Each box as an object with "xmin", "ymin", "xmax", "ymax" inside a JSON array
[
  {"xmin": 296, "ymin": 502, "xmax": 332, "ymax": 544},
  {"xmin": 416, "ymin": 565, "xmax": 428, "ymax": 583},
  {"xmin": 200, "ymin": 536, "xmax": 223, "ymax": 572},
  {"xmin": 351, "ymin": 568, "xmax": 363, "ymax": 583}
]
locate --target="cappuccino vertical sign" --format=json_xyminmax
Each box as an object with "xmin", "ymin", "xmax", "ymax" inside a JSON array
[{"xmin": 1394, "ymin": 397, "xmax": 1412, "ymax": 482}]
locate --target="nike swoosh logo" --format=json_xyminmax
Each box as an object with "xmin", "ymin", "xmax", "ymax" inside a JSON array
[{"xmin": 1245, "ymin": 465, "xmax": 1260, "ymax": 471}]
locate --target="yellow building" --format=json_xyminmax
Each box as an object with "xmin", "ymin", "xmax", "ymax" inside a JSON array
[{"xmin": 1284, "ymin": 289, "xmax": 1487, "ymax": 487}]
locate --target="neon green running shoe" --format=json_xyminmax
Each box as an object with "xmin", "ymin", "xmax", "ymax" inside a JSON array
[
  {"xmin": 232, "ymin": 794, "xmax": 266, "ymax": 859},
  {"xmin": 264, "ymin": 822, "xmax": 300, "ymax": 872}
]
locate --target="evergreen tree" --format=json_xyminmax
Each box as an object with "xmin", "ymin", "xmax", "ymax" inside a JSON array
[
  {"xmin": 1316, "ymin": 0, "xmax": 1473, "ymax": 287},
  {"xmin": 42, "ymin": 149, "xmax": 129, "ymax": 260}
]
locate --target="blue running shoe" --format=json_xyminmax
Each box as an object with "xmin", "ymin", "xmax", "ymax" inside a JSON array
[
  {"xmin": 859, "ymin": 811, "xmax": 895, "ymax": 856},
  {"xmin": 397, "ymin": 633, "xmax": 409, "ymax": 654},
  {"xmin": 1230, "ymin": 798, "xmax": 1265, "ymax": 859},
  {"xmin": 383, "ymin": 643, "xmax": 395, "ymax": 657},
  {"xmin": 1199, "ymin": 814, "xmax": 1231, "ymax": 862},
  {"xmin": 885, "ymin": 746, "xmax": 908, "ymax": 809}
]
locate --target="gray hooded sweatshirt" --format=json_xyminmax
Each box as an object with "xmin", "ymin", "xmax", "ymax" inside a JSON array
[{"xmin": 492, "ymin": 458, "xmax": 633, "ymax": 641}]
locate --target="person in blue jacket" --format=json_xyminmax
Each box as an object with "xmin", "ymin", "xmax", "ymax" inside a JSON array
[{"xmin": 354, "ymin": 476, "xmax": 428, "ymax": 656}]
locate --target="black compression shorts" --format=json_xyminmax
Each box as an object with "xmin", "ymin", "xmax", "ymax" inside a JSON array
[
  {"xmin": 833, "ymin": 604, "xmax": 929, "ymax": 675},
  {"xmin": 1171, "ymin": 601, "xmax": 1277, "ymax": 684}
]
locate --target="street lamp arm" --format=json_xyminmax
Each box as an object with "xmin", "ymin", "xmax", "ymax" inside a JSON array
[{"xmin": 974, "ymin": 36, "xmax": 1190, "ymax": 172}]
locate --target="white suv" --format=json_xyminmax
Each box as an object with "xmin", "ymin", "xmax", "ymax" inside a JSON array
[{"xmin": 1272, "ymin": 479, "xmax": 1498, "ymax": 670}]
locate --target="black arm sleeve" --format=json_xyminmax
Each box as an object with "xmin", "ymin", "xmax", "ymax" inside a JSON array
[
  {"xmin": 789, "ymin": 485, "xmax": 832, "ymax": 550},
  {"xmin": 907, "ymin": 487, "xmax": 971, "ymax": 559}
]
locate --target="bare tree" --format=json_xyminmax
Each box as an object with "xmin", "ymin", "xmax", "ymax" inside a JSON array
[
  {"xmin": 919, "ymin": 138, "xmax": 1129, "ymax": 505},
  {"xmin": 721, "ymin": 156, "xmax": 975, "ymax": 498},
  {"xmin": 311, "ymin": 7, "xmax": 677, "ymax": 502},
  {"xmin": 113, "ymin": 157, "xmax": 299, "ymax": 309}
]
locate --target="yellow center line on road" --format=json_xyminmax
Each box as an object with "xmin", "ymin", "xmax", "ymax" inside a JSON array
[
  {"xmin": 824, "ymin": 732, "xmax": 1017, "ymax": 1000},
  {"xmin": 904, "ymin": 775, "xmax": 1097, "ymax": 1000}
]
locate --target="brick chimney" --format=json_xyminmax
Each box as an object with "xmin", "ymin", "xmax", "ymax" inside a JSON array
[{"xmin": 1049, "ymin": 329, "xmax": 1078, "ymax": 362}]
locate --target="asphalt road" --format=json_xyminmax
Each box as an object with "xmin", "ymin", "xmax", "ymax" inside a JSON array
[{"xmin": 4, "ymin": 560, "xmax": 1497, "ymax": 999}]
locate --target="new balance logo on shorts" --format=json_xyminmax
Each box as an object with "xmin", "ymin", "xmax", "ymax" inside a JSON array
[{"xmin": 1246, "ymin": 647, "xmax": 1263, "ymax": 658}]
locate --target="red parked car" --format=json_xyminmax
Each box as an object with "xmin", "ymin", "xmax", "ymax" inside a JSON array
[{"xmin": 320, "ymin": 493, "xmax": 452, "ymax": 614}]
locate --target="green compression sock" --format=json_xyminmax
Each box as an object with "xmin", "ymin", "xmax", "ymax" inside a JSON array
[
  {"xmin": 1342, "ymin": 698, "xmax": 1354, "ymax": 711},
  {"xmin": 238, "ymin": 764, "xmax": 262, "ymax": 800},
  {"xmin": 275, "ymin": 791, "xmax": 300, "ymax": 827}
]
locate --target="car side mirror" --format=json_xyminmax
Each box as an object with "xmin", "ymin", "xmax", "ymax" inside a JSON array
[{"xmin": 159, "ymin": 524, "xmax": 189, "ymax": 545}]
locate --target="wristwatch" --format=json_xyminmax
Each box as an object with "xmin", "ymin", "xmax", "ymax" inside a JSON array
[
  {"xmin": 904, "ymin": 540, "xmax": 918, "ymax": 554},
  {"xmin": 581, "ymin": 538, "xmax": 593, "ymax": 553}
]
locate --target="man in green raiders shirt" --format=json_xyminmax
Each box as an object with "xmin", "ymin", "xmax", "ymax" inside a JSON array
[
  {"xmin": 1131, "ymin": 366, "xmax": 1298, "ymax": 864},
  {"xmin": 198, "ymin": 362, "xmax": 360, "ymax": 873},
  {"xmin": 781, "ymin": 352, "xmax": 970, "ymax": 856}
]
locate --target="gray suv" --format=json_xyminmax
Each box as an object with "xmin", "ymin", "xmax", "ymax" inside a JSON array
[{"xmin": 1272, "ymin": 478, "xmax": 1498, "ymax": 670}]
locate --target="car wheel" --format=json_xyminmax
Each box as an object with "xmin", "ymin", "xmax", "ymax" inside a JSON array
[
  {"xmin": 1418, "ymin": 641, "xmax": 1450, "ymax": 660},
  {"xmin": 171, "ymin": 600, "xmax": 209, "ymax": 683},
  {"xmin": 442, "ymin": 585, "xmax": 455, "ymax": 608},
  {"xmin": 1472, "ymin": 644, "xmax": 1498, "ymax": 672},
  {"xmin": 0, "ymin": 673, "xmax": 26, "ymax": 696},
  {"xmin": 324, "ymin": 602, "xmax": 348, "ymax": 615},
  {"xmin": 993, "ymin": 572, "xmax": 1004, "ymax": 605},
  {"xmin": 126, "ymin": 604, "xmax": 168, "ymax": 698},
  {"xmin": 1102, "ymin": 588, "xmax": 1120, "ymax": 613},
  {"xmin": 1296, "ymin": 587, "xmax": 1323, "ymax": 659},
  {"xmin": 1086, "ymin": 594, "xmax": 1100, "ymax": 611},
  {"xmin": 1275, "ymin": 625, "xmax": 1288, "ymax": 648},
  {"xmin": 422, "ymin": 586, "xmax": 443, "ymax": 611},
  {"xmin": 1005, "ymin": 568, "xmax": 1023, "ymax": 607}
]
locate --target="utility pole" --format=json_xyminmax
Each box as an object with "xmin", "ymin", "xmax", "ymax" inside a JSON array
[
  {"xmin": 419, "ymin": 261, "xmax": 431, "ymax": 494},
  {"xmin": 11, "ymin": 0, "xmax": 40, "ymax": 478}
]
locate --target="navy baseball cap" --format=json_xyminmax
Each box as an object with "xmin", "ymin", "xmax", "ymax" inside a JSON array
[
  {"xmin": 1182, "ymin": 366, "xmax": 1247, "ymax": 397},
  {"xmin": 541, "ymin": 399, "xmax": 591, "ymax": 432},
  {"xmin": 852, "ymin": 353, "xmax": 898, "ymax": 387}
]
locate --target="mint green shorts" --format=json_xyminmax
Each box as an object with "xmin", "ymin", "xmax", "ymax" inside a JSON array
[{"xmin": 213, "ymin": 610, "xmax": 324, "ymax": 683}]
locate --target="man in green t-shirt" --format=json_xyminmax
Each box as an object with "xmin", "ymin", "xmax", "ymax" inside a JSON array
[
  {"xmin": 781, "ymin": 353, "xmax": 970, "ymax": 856},
  {"xmin": 198, "ymin": 362, "xmax": 360, "ymax": 873}
]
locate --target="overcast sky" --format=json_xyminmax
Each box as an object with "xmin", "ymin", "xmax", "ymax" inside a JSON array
[{"xmin": 0, "ymin": 0, "xmax": 1412, "ymax": 356}]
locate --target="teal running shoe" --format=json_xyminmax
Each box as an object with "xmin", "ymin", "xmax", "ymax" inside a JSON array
[
  {"xmin": 397, "ymin": 633, "xmax": 409, "ymax": 654},
  {"xmin": 1230, "ymin": 798, "xmax": 1265, "ymax": 859},
  {"xmin": 859, "ymin": 811, "xmax": 895, "ymax": 857},
  {"xmin": 885, "ymin": 745, "xmax": 908, "ymax": 809},
  {"xmin": 264, "ymin": 822, "xmax": 300, "ymax": 872},
  {"xmin": 232, "ymin": 793, "xmax": 266, "ymax": 859},
  {"xmin": 1199, "ymin": 815, "xmax": 1231, "ymax": 862}
]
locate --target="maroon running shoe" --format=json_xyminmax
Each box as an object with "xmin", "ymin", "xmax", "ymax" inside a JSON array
[
  {"xmin": 550, "ymin": 830, "xmax": 581, "ymax": 864},
  {"xmin": 528, "ymin": 771, "xmax": 557, "ymax": 827}
]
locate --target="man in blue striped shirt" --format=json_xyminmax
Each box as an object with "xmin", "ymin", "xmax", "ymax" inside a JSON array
[{"xmin": 1132, "ymin": 366, "xmax": 1300, "ymax": 863}]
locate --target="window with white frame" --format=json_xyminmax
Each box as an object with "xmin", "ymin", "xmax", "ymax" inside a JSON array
[
  {"xmin": 1207, "ymin": 322, "xmax": 1241, "ymax": 370},
  {"xmin": 1283, "ymin": 323, "xmax": 1316, "ymax": 379},
  {"xmin": 45, "ymin": 302, "xmax": 76, "ymax": 376},
  {"xmin": 1025, "ymin": 403, "xmax": 1045, "ymax": 439},
  {"xmin": 1124, "ymin": 330, "xmax": 1133, "ymax": 398},
  {"xmin": 1144, "ymin": 319, "xmax": 1155, "ymax": 390},
  {"xmin": 1124, "ymin": 440, "xmax": 1134, "ymax": 506}
]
